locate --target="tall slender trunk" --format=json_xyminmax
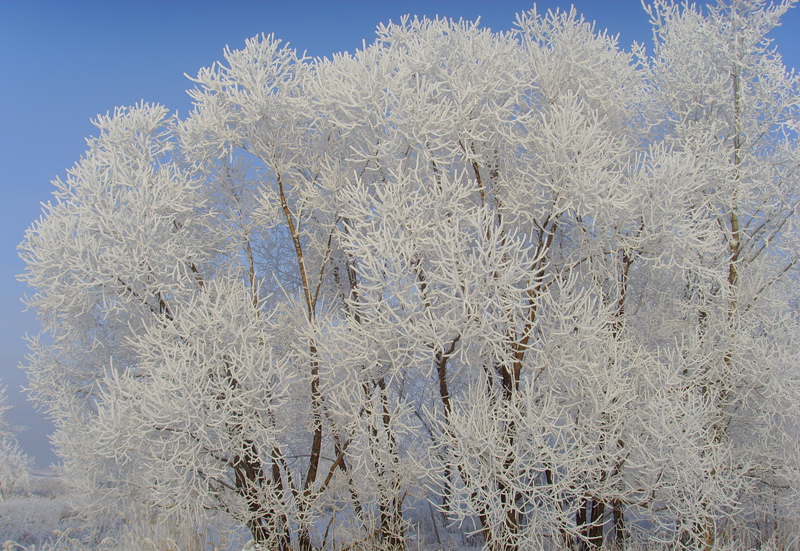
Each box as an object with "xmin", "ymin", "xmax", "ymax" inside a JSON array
[
  {"xmin": 377, "ymin": 377, "xmax": 405, "ymax": 549},
  {"xmin": 701, "ymin": 48, "xmax": 745, "ymax": 551},
  {"xmin": 434, "ymin": 335, "xmax": 494, "ymax": 547},
  {"xmin": 277, "ymin": 172, "xmax": 325, "ymax": 551}
]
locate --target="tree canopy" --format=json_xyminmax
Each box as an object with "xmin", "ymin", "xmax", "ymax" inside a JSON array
[{"xmin": 19, "ymin": 1, "xmax": 800, "ymax": 549}]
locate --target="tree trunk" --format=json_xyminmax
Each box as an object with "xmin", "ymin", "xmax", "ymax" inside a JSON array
[
  {"xmin": 575, "ymin": 496, "xmax": 588, "ymax": 551},
  {"xmin": 612, "ymin": 499, "xmax": 626, "ymax": 548},
  {"xmin": 378, "ymin": 377, "xmax": 405, "ymax": 550},
  {"xmin": 588, "ymin": 499, "xmax": 605, "ymax": 549},
  {"xmin": 233, "ymin": 441, "xmax": 289, "ymax": 550}
]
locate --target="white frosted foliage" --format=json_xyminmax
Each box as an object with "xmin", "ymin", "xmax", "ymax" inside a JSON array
[{"xmin": 18, "ymin": 2, "xmax": 800, "ymax": 550}]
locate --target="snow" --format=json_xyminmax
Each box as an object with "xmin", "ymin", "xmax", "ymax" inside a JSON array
[{"xmin": 0, "ymin": 474, "xmax": 85, "ymax": 550}]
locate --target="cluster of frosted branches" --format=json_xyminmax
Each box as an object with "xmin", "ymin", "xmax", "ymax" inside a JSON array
[
  {"xmin": 18, "ymin": 1, "xmax": 800, "ymax": 549},
  {"xmin": 0, "ymin": 384, "xmax": 32, "ymax": 500}
]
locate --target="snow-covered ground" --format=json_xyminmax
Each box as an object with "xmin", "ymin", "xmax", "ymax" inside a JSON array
[
  {"xmin": 0, "ymin": 474, "xmax": 391, "ymax": 550},
  {"xmin": 0, "ymin": 472, "xmax": 87, "ymax": 550},
  {"xmin": 0, "ymin": 475, "xmax": 484, "ymax": 551}
]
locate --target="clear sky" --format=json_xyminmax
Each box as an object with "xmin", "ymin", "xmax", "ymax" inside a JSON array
[{"xmin": 1, "ymin": 1, "xmax": 798, "ymax": 468}]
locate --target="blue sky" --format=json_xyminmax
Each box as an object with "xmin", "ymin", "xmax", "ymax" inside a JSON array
[{"xmin": 1, "ymin": 1, "xmax": 798, "ymax": 468}]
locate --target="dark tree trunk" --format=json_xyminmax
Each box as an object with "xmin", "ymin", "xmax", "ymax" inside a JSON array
[
  {"xmin": 612, "ymin": 499, "xmax": 626, "ymax": 548},
  {"xmin": 588, "ymin": 499, "xmax": 605, "ymax": 548},
  {"xmin": 233, "ymin": 440, "xmax": 289, "ymax": 550},
  {"xmin": 576, "ymin": 497, "xmax": 589, "ymax": 551}
]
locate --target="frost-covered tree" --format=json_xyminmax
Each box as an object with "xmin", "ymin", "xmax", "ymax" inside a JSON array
[
  {"xmin": 18, "ymin": 1, "xmax": 800, "ymax": 550},
  {"xmin": 0, "ymin": 384, "xmax": 33, "ymax": 500},
  {"xmin": 631, "ymin": 1, "xmax": 800, "ymax": 548}
]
